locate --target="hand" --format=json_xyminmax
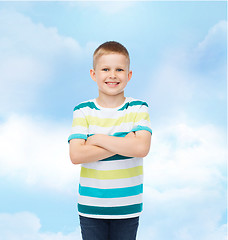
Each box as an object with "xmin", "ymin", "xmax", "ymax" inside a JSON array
[
  {"xmin": 86, "ymin": 135, "xmax": 97, "ymax": 145},
  {"xmin": 86, "ymin": 134, "xmax": 104, "ymax": 146},
  {"xmin": 125, "ymin": 131, "xmax": 136, "ymax": 138}
]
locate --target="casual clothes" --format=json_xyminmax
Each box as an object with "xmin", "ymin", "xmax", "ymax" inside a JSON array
[{"xmin": 68, "ymin": 97, "xmax": 152, "ymax": 219}]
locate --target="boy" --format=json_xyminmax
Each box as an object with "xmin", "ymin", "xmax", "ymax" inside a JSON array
[{"xmin": 68, "ymin": 41, "xmax": 152, "ymax": 240}]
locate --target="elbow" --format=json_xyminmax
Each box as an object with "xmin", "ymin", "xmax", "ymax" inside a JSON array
[
  {"xmin": 136, "ymin": 145, "xmax": 150, "ymax": 158},
  {"xmin": 69, "ymin": 141, "xmax": 86, "ymax": 164},
  {"xmin": 141, "ymin": 150, "xmax": 149, "ymax": 158},
  {"xmin": 136, "ymin": 151, "xmax": 148, "ymax": 158},
  {"xmin": 70, "ymin": 156, "xmax": 80, "ymax": 165},
  {"xmin": 70, "ymin": 152, "xmax": 82, "ymax": 165}
]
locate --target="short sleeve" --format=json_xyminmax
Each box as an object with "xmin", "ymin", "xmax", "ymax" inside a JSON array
[
  {"xmin": 68, "ymin": 107, "xmax": 89, "ymax": 143},
  {"xmin": 131, "ymin": 102, "xmax": 152, "ymax": 134}
]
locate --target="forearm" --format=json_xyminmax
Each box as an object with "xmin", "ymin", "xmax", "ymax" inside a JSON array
[
  {"xmin": 89, "ymin": 133, "xmax": 149, "ymax": 158},
  {"xmin": 70, "ymin": 141, "xmax": 115, "ymax": 164}
]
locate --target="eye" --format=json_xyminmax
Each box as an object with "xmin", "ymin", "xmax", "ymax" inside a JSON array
[
  {"xmin": 116, "ymin": 68, "xmax": 124, "ymax": 72},
  {"xmin": 102, "ymin": 68, "xmax": 109, "ymax": 72}
]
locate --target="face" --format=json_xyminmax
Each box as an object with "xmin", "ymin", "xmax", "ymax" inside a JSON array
[{"xmin": 90, "ymin": 53, "xmax": 132, "ymax": 99}]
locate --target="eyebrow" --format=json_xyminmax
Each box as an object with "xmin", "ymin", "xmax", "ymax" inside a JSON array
[{"xmin": 100, "ymin": 64, "xmax": 126, "ymax": 68}]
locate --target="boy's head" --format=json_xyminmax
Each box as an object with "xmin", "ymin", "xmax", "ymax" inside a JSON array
[
  {"xmin": 90, "ymin": 41, "xmax": 132, "ymax": 102},
  {"xmin": 93, "ymin": 41, "xmax": 130, "ymax": 70}
]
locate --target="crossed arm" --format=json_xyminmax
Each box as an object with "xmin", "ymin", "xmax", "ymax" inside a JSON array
[{"xmin": 69, "ymin": 130, "xmax": 151, "ymax": 165}]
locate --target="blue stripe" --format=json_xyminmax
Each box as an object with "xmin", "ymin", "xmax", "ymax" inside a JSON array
[
  {"xmin": 74, "ymin": 102, "xmax": 100, "ymax": 111},
  {"xmin": 88, "ymin": 132, "xmax": 128, "ymax": 138},
  {"xmin": 79, "ymin": 184, "xmax": 143, "ymax": 198},
  {"xmin": 131, "ymin": 125, "xmax": 152, "ymax": 134},
  {"xmin": 74, "ymin": 100, "xmax": 148, "ymax": 111},
  {"xmin": 118, "ymin": 101, "xmax": 148, "ymax": 111},
  {"xmin": 78, "ymin": 203, "xmax": 143, "ymax": 216},
  {"xmin": 68, "ymin": 134, "xmax": 87, "ymax": 142},
  {"xmin": 112, "ymin": 132, "xmax": 128, "ymax": 137}
]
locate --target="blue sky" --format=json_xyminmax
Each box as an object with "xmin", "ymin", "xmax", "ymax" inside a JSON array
[{"xmin": 0, "ymin": 1, "xmax": 227, "ymax": 240}]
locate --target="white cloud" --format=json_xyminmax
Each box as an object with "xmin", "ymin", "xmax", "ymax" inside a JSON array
[
  {"xmin": 0, "ymin": 10, "xmax": 82, "ymax": 114},
  {"xmin": 197, "ymin": 20, "xmax": 227, "ymax": 53},
  {"xmin": 0, "ymin": 10, "xmax": 81, "ymax": 59},
  {"xmin": 140, "ymin": 123, "xmax": 227, "ymax": 239},
  {"xmin": 146, "ymin": 50, "xmax": 197, "ymax": 123},
  {"xmin": 145, "ymin": 123, "xmax": 226, "ymax": 189},
  {"xmin": 148, "ymin": 55, "xmax": 195, "ymax": 104},
  {"xmin": 0, "ymin": 119, "xmax": 226, "ymax": 239},
  {"xmin": 139, "ymin": 21, "xmax": 227, "ymax": 239},
  {"xmin": 147, "ymin": 20, "xmax": 226, "ymax": 124},
  {"xmin": 194, "ymin": 20, "xmax": 227, "ymax": 74},
  {"xmin": 0, "ymin": 114, "xmax": 80, "ymax": 193},
  {"xmin": 0, "ymin": 212, "xmax": 81, "ymax": 240},
  {"xmin": 0, "ymin": 5, "xmax": 226, "ymax": 240}
]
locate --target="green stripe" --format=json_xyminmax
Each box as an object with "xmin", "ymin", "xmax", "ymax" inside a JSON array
[
  {"xmin": 79, "ymin": 184, "xmax": 143, "ymax": 198},
  {"xmin": 118, "ymin": 101, "xmax": 148, "ymax": 111},
  {"xmin": 100, "ymin": 154, "xmax": 133, "ymax": 161},
  {"xmin": 80, "ymin": 166, "xmax": 143, "ymax": 180},
  {"xmin": 74, "ymin": 102, "xmax": 100, "ymax": 111},
  {"xmin": 78, "ymin": 203, "xmax": 143, "ymax": 216},
  {"xmin": 74, "ymin": 100, "xmax": 148, "ymax": 111}
]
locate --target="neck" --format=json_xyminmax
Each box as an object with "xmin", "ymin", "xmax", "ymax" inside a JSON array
[{"xmin": 96, "ymin": 95, "xmax": 126, "ymax": 108}]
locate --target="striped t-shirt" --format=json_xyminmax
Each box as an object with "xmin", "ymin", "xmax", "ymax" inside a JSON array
[{"xmin": 68, "ymin": 97, "xmax": 152, "ymax": 219}]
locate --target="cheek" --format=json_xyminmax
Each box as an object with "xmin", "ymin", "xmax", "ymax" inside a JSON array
[{"xmin": 98, "ymin": 73, "xmax": 107, "ymax": 78}]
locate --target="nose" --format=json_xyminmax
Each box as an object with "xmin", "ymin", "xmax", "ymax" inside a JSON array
[{"xmin": 109, "ymin": 70, "xmax": 116, "ymax": 79}]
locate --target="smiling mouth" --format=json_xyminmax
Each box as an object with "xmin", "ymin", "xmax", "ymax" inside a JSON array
[{"xmin": 105, "ymin": 82, "xmax": 120, "ymax": 85}]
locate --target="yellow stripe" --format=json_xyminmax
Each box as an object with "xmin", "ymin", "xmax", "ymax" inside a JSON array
[
  {"xmin": 72, "ymin": 118, "xmax": 88, "ymax": 128},
  {"xmin": 72, "ymin": 112, "xmax": 150, "ymax": 128},
  {"xmin": 135, "ymin": 112, "xmax": 150, "ymax": 122},
  {"xmin": 80, "ymin": 166, "xmax": 143, "ymax": 180},
  {"xmin": 86, "ymin": 112, "xmax": 136, "ymax": 127}
]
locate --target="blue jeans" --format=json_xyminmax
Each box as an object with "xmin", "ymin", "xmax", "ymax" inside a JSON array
[{"xmin": 79, "ymin": 215, "xmax": 139, "ymax": 240}]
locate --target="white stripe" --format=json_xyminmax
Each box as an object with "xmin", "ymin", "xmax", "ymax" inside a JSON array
[
  {"xmin": 88, "ymin": 122, "xmax": 134, "ymax": 135},
  {"xmin": 73, "ymin": 109, "xmax": 86, "ymax": 118},
  {"xmin": 78, "ymin": 194, "xmax": 143, "ymax": 207},
  {"xmin": 134, "ymin": 119, "xmax": 151, "ymax": 126},
  {"xmin": 78, "ymin": 212, "xmax": 142, "ymax": 219},
  {"xmin": 137, "ymin": 104, "xmax": 149, "ymax": 113},
  {"xmin": 88, "ymin": 119, "xmax": 151, "ymax": 136},
  {"xmin": 79, "ymin": 175, "xmax": 143, "ymax": 189},
  {"xmin": 81, "ymin": 104, "xmax": 141, "ymax": 119},
  {"xmin": 71, "ymin": 126, "xmax": 88, "ymax": 135},
  {"xmin": 82, "ymin": 158, "xmax": 143, "ymax": 171}
]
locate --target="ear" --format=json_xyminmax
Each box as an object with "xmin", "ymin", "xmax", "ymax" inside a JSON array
[
  {"xmin": 128, "ymin": 70, "xmax": 132, "ymax": 82},
  {"xmin": 90, "ymin": 69, "xmax": 96, "ymax": 82}
]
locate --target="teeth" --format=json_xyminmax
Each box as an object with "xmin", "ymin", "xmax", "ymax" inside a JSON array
[{"xmin": 106, "ymin": 82, "xmax": 119, "ymax": 85}]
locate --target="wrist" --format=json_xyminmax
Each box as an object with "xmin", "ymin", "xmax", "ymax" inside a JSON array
[
  {"xmin": 93, "ymin": 134, "xmax": 104, "ymax": 146},
  {"xmin": 87, "ymin": 134, "xmax": 103, "ymax": 146}
]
